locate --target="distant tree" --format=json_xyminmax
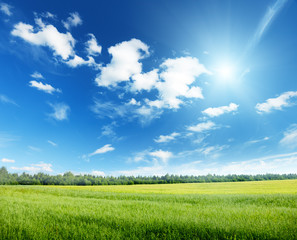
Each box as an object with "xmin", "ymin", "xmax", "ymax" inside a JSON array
[{"xmin": 1, "ymin": 166, "xmax": 297, "ymax": 186}]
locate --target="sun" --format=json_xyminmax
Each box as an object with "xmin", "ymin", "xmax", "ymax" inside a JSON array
[{"xmin": 218, "ymin": 65, "xmax": 234, "ymax": 80}]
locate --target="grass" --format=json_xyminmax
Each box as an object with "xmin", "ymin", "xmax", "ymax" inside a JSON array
[{"xmin": 0, "ymin": 180, "xmax": 297, "ymax": 239}]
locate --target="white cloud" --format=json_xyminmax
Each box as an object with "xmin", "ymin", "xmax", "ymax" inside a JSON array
[
  {"xmin": 86, "ymin": 33, "xmax": 102, "ymax": 56},
  {"xmin": 154, "ymin": 132, "xmax": 180, "ymax": 143},
  {"xmin": 255, "ymin": 91, "xmax": 297, "ymax": 113},
  {"xmin": 28, "ymin": 146, "xmax": 41, "ymax": 152},
  {"xmin": 114, "ymin": 165, "xmax": 166, "ymax": 177},
  {"xmin": 11, "ymin": 162, "xmax": 53, "ymax": 173},
  {"xmin": 131, "ymin": 69, "xmax": 159, "ymax": 92},
  {"xmin": 89, "ymin": 144, "xmax": 114, "ymax": 156},
  {"xmin": 246, "ymin": 137, "xmax": 269, "ymax": 145},
  {"xmin": 247, "ymin": 0, "xmax": 288, "ymax": 52},
  {"xmin": 129, "ymin": 150, "xmax": 151, "ymax": 163},
  {"xmin": 91, "ymin": 170, "xmax": 105, "ymax": 176},
  {"xmin": 92, "ymin": 41, "xmax": 210, "ymax": 122},
  {"xmin": 149, "ymin": 150, "xmax": 173, "ymax": 164},
  {"xmin": 197, "ymin": 145, "xmax": 228, "ymax": 158},
  {"xmin": 202, "ymin": 103, "xmax": 239, "ymax": 118},
  {"xmin": 0, "ymin": 94, "xmax": 18, "ymax": 106},
  {"xmin": 101, "ymin": 123, "xmax": 116, "ymax": 137},
  {"xmin": 108, "ymin": 56, "xmax": 209, "ymax": 111},
  {"xmin": 65, "ymin": 55, "xmax": 99, "ymax": 69},
  {"xmin": 100, "ymin": 122, "xmax": 123, "ymax": 142},
  {"xmin": 95, "ymin": 38, "xmax": 149, "ymax": 87},
  {"xmin": 40, "ymin": 12, "xmax": 56, "ymax": 19},
  {"xmin": 135, "ymin": 106, "xmax": 163, "ymax": 125},
  {"xmin": 208, "ymin": 152, "xmax": 297, "ymax": 175},
  {"xmin": 1, "ymin": 158, "xmax": 15, "ymax": 163},
  {"xmin": 129, "ymin": 149, "xmax": 173, "ymax": 165},
  {"xmin": 29, "ymin": 80, "xmax": 61, "ymax": 94},
  {"xmin": 0, "ymin": 133, "xmax": 18, "ymax": 148},
  {"xmin": 62, "ymin": 12, "xmax": 82, "ymax": 30},
  {"xmin": 11, "ymin": 21, "xmax": 75, "ymax": 60},
  {"xmin": 177, "ymin": 144, "xmax": 227, "ymax": 159},
  {"xmin": 91, "ymin": 99, "xmax": 162, "ymax": 125},
  {"xmin": 156, "ymin": 56, "xmax": 210, "ymax": 108},
  {"xmin": 135, "ymin": 105, "xmax": 152, "ymax": 116},
  {"xmin": 174, "ymin": 155, "xmax": 297, "ymax": 176},
  {"xmin": 48, "ymin": 140, "xmax": 57, "ymax": 147},
  {"xmin": 114, "ymin": 151, "xmax": 297, "ymax": 176},
  {"xmin": 30, "ymin": 71, "xmax": 44, "ymax": 79},
  {"xmin": 280, "ymin": 124, "xmax": 297, "ymax": 149},
  {"xmin": 199, "ymin": 146, "xmax": 217, "ymax": 155},
  {"xmin": 0, "ymin": 3, "xmax": 12, "ymax": 16},
  {"xmin": 48, "ymin": 103, "xmax": 70, "ymax": 121},
  {"xmin": 187, "ymin": 121, "xmax": 216, "ymax": 132},
  {"xmin": 146, "ymin": 99, "xmax": 164, "ymax": 109},
  {"xmin": 240, "ymin": 68, "xmax": 250, "ymax": 79},
  {"xmin": 127, "ymin": 98, "xmax": 141, "ymax": 106},
  {"xmin": 91, "ymin": 100, "xmax": 128, "ymax": 119}
]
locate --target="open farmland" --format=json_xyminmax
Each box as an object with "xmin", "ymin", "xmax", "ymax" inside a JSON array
[{"xmin": 1, "ymin": 180, "xmax": 297, "ymax": 239}]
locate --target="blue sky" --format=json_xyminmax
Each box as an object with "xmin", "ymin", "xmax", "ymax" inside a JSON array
[{"xmin": 1, "ymin": 0, "xmax": 297, "ymax": 176}]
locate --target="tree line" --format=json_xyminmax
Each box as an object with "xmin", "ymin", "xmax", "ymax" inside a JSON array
[{"xmin": 1, "ymin": 166, "xmax": 297, "ymax": 185}]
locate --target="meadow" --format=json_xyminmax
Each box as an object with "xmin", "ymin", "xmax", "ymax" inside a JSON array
[{"xmin": 0, "ymin": 180, "xmax": 297, "ymax": 239}]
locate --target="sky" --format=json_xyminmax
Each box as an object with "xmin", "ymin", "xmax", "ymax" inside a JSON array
[{"xmin": 1, "ymin": 0, "xmax": 297, "ymax": 176}]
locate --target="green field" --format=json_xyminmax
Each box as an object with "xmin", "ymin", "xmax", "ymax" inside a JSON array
[{"xmin": 1, "ymin": 180, "xmax": 297, "ymax": 239}]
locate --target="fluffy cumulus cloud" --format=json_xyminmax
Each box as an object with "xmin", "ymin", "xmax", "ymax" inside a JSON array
[
  {"xmin": 65, "ymin": 55, "xmax": 99, "ymax": 69},
  {"xmin": 0, "ymin": 3, "xmax": 12, "ymax": 16},
  {"xmin": 187, "ymin": 121, "xmax": 217, "ymax": 132},
  {"xmin": 29, "ymin": 80, "xmax": 61, "ymax": 94},
  {"xmin": 127, "ymin": 98, "xmax": 141, "ymax": 106},
  {"xmin": 154, "ymin": 132, "xmax": 180, "ymax": 143},
  {"xmin": 131, "ymin": 69, "xmax": 159, "ymax": 92},
  {"xmin": 62, "ymin": 12, "xmax": 82, "ymax": 30},
  {"xmin": 11, "ymin": 162, "xmax": 53, "ymax": 173},
  {"xmin": 89, "ymin": 144, "xmax": 114, "ymax": 156},
  {"xmin": 11, "ymin": 15, "xmax": 102, "ymax": 69},
  {"xmin": 255, "ymin": 91, "xmax": 297, "ymax": 113},
  {"xmin": 1, "ymin": 158, "xmax": 15, "ymax": 163},
  {"xmin": 156, "ymin": 57, "xmax": 209, "ymax": 109},
  {"xmin": 11, "ymin": 20, "xmax": 75, "ymax": 60},
  {"xmin": 86, "ymin": 33, "xmax": 102, "ymax": 56},
  {"xmin": 95, "ymin": 38, "xmax": 149, "ymax": 87},
  {"xmin": 149, "ymin": 150, "xmax": 173, "ymax": 164},
  {"xmin": 48, "ymin": 103, "xmax": 70, "ymax": 121},
  {"xmin": 280, "ymin": 124, "xmax": 297, "ymax": 149},
  {"xmin": 10, "ymin": 14, "xmax": 211, "ymax": 124},
  {"xmin": 202, "ymin": 103, "xmax": 239, "ymax": 118},
  {"xmin": 94, "ymin": 40, "xmax": 210, "ymax": 122}
]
